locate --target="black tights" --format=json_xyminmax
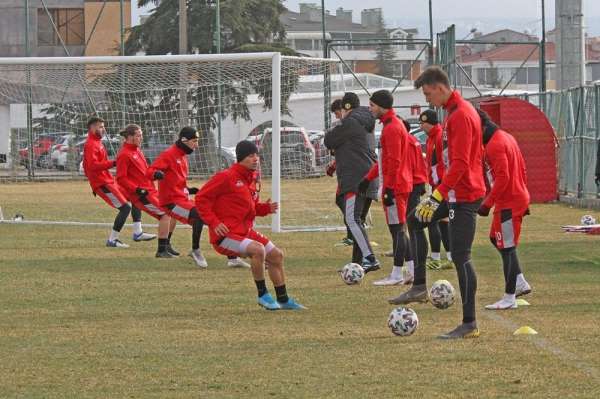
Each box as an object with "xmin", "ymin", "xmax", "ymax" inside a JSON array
[{"xmin": 113, "ymin": 203, "xmax": 131, "ymax": 232}]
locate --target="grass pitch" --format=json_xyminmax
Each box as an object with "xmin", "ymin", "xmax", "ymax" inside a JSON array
[{"xmin": 1, "ymin": 180, "xmax": 600, "ymax": 398}]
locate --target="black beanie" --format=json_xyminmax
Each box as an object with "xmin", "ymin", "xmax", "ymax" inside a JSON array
[
  {"xmin": 341, "ymin": 92, "xmax": 360, "ymax": 111},
  {"xmin": 236, "ymin": 140, "xmax": 259, "ymax": 162},
  {"xmin": 179, "ymin": 126, "xmax": 199, "ymax": 141},
  {"xmin": 370, "ymin": 90, "xmax": 393, "ymax": 109},
  {"xmin": 419, "ymin": 109, "xmax": 438, "ymax": 125}
]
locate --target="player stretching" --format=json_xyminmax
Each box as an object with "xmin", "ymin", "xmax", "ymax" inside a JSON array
[
  {"xmin": 83, "ymin": 117, "xmax": 155, "ymax": 248},
  {"xmin": 325, "ymin": 92, "xmax": 380, "ymax": 270},
  {"xmin": 390, "ymin": 67, "xmax": 486, "ymax": 339},
  {"xmin": 477, "ymin": 110, "xmax": 532, "ymax": 309},
  {"xmin": 359, "ymin": 90, "xmax": 412, "ymax": 280},
  {"xmin": 420, "ymin": 110, "xmax": 452, "ymax": 270},
  {"xmin": 147, "ymin": 127, "xmax": 209, "ymax": 267},
  {"xmin": 116, "ymin": 124, "xmax": 176, "ymax": 258},
  {"xmin": 196, "ymin": 140, "xmax": 305, "ymax": 310}
]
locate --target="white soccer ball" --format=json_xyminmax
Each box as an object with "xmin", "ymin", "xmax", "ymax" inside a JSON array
[
  {"xmin": 387, "ymin": 307, "xmax": 419, "ymax": 336},
  {"xmin": 340, "ymin": 262, "xmax": 365, "ymax": 285},
  {"xmin": 581, "ymin": 214, "xmax": 596, "ymax": 226},
  {"xmin": 429, "ymin": 279, "xmax": 455, "ymax": 309}
]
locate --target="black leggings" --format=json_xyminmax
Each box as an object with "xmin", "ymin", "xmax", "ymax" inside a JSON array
[
  {"xmin": 131, "ymin": 206, "xmax": 142, "ymax": 223},
  {"xmin": 408, "ymin": 199, "xmax": 481, "ymax": 324},
  {"xmin": 428, "ymin": 220, "xmax": 450, "ymax": 253},
  {"xmin": 189, "ymin": 207, "xmax": 204, "ymax": 251},
  {"xmin": 405, "ymin": 184, "xmax": 426, "ymax": 263},
  {"xmin": 113, "ymin": 203, "xmax": 132, "ymax": 232}
]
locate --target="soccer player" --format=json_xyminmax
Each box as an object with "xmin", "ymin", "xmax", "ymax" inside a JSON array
[
  {"xmin": 147, "ymin": 127, "xmax": 209, "ymax": 267},
  {"xmin": 420, "ymin": 110, "xmax": 452, "ymax": 270},
  {"xmin": 325, "ymin": 92, "xmax": 380, "ymax": 270},
  {"xmin": 83, "ymin": 116, "xmax": 155, "ymax": 248},
  {"xmin": 116, "ymin": 124, "xmax": 177, "ymax": 258},
  {"xmin": 389, "ymin": 66, "xmax": 486, "ymax": 339},
  {"xmin": 359, "ymin": 90, "xmax": 412, "ymax": 279},
  {"xmin": 477, "ymin": 110, "xmax": 532, "ymax": 310},
  {"xmin": 196, "ymin": 140, "xmax": 305, "ymax": 310}
]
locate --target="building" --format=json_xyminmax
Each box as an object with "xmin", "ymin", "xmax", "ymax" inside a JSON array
[
  {"xmin": 0, "ymin": 0, "xmax": 131, "ymax": 57},
  {"xmin": 280, "ymin": 3, "xmax": 426, "ymax": 81}
]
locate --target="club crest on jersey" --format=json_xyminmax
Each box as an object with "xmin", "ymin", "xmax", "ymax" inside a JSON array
[
  {"xmin": 235, "ymin": 180, "xmax": 244, "ymax": 187},
  {"xmin": 176, "ymin": 159, "xmax": 182, "ymax": 164},
  {"xmin": 133, "ymin": 154, "xmax": 138, "ymax": 160}
]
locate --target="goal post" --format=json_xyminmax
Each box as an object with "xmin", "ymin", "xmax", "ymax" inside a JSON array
[{"xmin": 0, "ymin": 53, "xmax": 344, "ymax": 232}]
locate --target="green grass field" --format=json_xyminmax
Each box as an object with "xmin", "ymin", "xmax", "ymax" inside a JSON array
[{"xmin": 1, "ymin": 180, "xmax": 600, "ymax": 398}]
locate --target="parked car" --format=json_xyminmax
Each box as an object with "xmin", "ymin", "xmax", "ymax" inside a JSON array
[
  {"xmin": 307, "ymin": 130, "xmax": 331, "ymax": 167},
  {"xmin": 246, "ymin": 127, "xmax": 316, "ymax": 178},
  {"xmin": 19, "ymin": 132, "xmax": 69, "ymax": 169},
  {"xmin": 50, "ymin": 134, "xmax": 77, "ymax": 170}
]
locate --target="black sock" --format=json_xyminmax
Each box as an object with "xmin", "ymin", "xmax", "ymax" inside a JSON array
[
  {"xmin": 192, "ymin": 219, "xmax": 202, "ymax": 250},
  {"xmin": 228, "ymin": 256, "xmax": 236, "ymax": 259},
  {"xmin": 255, "ymin": 280, "xmax": 267, "ymax": 297},
  {"xmin": 168, "ymin": 232, "xmax": 173, "ymax": 242},
  {"xmin": 158, "ymin": 238, "xmax": 168, "ymax": 252},
  {"xmin": 275, "ymin": 284, "xmax": 288, "ymax": 303}
]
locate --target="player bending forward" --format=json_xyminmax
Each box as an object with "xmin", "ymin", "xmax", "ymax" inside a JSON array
[
  {"xmin": 477, "ymin": 110, "xmax": 532, "ymax": 310},
  {"xmin": 196, "ymin": 140, "xmax": 305, "ymax": 310}
]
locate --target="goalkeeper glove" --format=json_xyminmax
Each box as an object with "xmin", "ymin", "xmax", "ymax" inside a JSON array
[
  {"xmin": 187, "ymin": 187, "xmax": 199, "ymax": 195},
  {"xmin": 382, "ymin": 188, "xmax": 395, "ymax": 207},
  {"xmin": 357, "ymin": 178, "xmax": 370, "ymax": 195},
  {"xmin": 416, "ymin": 189, "xmax": 443, "ymax": 223},
  {"xmin": 477, "ymin": 204, "xmax": 491, "ymax": 217},
  {"xmin": 153, "ymin": 170, "xmax": 165, "ymax": 180},
  {"xmin": 135, "ymin": 187, "xmax": 148, "ymax": 198}
]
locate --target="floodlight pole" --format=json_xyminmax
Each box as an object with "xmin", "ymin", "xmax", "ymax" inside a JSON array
[
  {"xmin": 428, "ymin": 0, "xmax": 434, "ymax": 65},
  {"xmin": 322, "ymin": 0, "xmax": 327, "ymax": 58},
  {"xmin": 215, "ymin": 0, "xmax": 222, "ymax": 154},
  {"xmin": 25, "ymin": 0, "xmax": 34, "ymax": 178},
  {"xmin": 540, "ymin": 0, "xmax": 547, "ymax": 93},
  {"xmin": 179, "ymin": 0, "xmax": 188, "ymax": 127},
  {"xmin": 120, "ymin": 0, "xmax": 125, "ymax": 56}
]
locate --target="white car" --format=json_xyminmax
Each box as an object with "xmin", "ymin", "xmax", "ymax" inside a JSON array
[{"xmin": 50, "ymin": 134, "xmax": 76, "ymax": 170}]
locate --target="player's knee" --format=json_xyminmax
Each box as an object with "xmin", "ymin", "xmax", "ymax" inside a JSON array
[
  {"xmin": 247, "ymin": 242, "xmax": 265, "ymax": 260},
  {"xmin": 268, "ymin": 247, "xmax": 283, "ymax": 264},
  {"xmin": 119, "ymin": 202, "xmax": 132, "ymax": 213}
]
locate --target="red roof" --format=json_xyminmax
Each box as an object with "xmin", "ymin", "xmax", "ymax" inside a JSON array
[{"xmin": 459, "ymin": 42, "xmax": 600, "ymax": 63}]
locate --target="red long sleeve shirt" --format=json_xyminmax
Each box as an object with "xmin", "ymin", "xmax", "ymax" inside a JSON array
[
  {"xmin": 116, "ymin": 143, "xmax": 157, "ymax": 197},
  {"xmin": 82, "ymin": 131, "xmax": 115, "ymax": 190},
  {"xmin": 146, "ymin": 144, "xmax": 190, "ymax": 206},
  {"xmin": 407, "ymin": 133, "xmax": 428, "ymax": 186},
  {"xmin": 195, "ymin": 163, "xmax": 272, "ymax": 244},
  {"xmin": 366, "ymin": 109, "xmax": 412, "ymax": 194},
  {"xmin": 437, "ymin": 91, "xmax": 486, "ymax": 202},
  {"xmin": 483, "ymin": 129, "xmax": 530, "ymax": 212},
  {"xmin": 425, "ymin": 124, "xmax": 445, "ymax": 188}
]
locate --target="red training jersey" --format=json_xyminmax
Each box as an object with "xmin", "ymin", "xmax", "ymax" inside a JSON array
[
  {"xmin": 483, "ymin": 129, "xmax": 530, "ymax": 212},
  {"xmin": 425, "ymin": 124, "xmax": 445, "ymax": 188},
  {"xmin": 195, "ymin": 163, "xmax": 273, "ymax": 244},
  {"xmin": 437, "ymin": 91, "xmax": 486, "ymax": 202},
  {"xmin": 366, "ymin": 108, "xmax": 412, "ymax": 194},
  {"xmin": 116, "ymin": 143, "xmax": 157, "ymax": 197},
  {"xmin": 146, "ymin": 144, "xmax": 190, "ymax": 206},
  {"xmin": 82, "ymin": 131, "xmax": 115, "ymax": 190},
  {"xmin": 407, "ymin": 133, "xmax": 428, "ymax": 186}
]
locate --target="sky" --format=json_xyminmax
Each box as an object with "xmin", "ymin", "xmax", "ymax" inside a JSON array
[{"xmin": 131, "ymin": 0, "xmax": 600, "ymax": 37}]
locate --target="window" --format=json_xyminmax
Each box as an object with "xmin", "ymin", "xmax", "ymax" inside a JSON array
[
  {"xmin": 38, "ymin": 9, "xmax": 85, "ymax": 46},
  {"xmin": 294, "ymin": 39, "xmax": 313, "ymax": 51}
]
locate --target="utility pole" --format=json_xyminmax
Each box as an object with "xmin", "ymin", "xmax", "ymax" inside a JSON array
[
  {"xmin": 120, "ymin": 0, "xmax": 125, "ymax": 56},
  {"xmin": 428, "ymin": 0, "xmax": 434, "ymax": 65},
  {"xmin": 179, "ymin": 0, "xmax": 188, "ymax": 127},
  {"xmin": 25, "ymin": 0, "xmax": 34, "ymax": 178},
  {"xmin": 321, "ymin": 0, "xmax": 327, "ymax": 58},
  {"xmin": 540, "ymin": 0, "xmax": 546, "ymax": 93},
  {"xmin": 215, "ymin": 0, "xmax": 223, "ymax": 157}
]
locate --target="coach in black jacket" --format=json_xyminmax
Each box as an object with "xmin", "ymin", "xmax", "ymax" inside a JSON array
[{"xmin": 325, "ymin": 92, "xmax": 380, "ymax": 272}]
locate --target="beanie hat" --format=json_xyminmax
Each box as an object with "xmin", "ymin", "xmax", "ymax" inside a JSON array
[
  {"xmin": 369, "ymin": 90, "xmax": 394, "ymax": 109},
  {"xmin": 236, "ymin": 140, "xmax": 259, "ymax": 162},
  {"xmin": 341, "ymin": 92, "xmax": 360, "ymax": 110},
  {"xmin": 419, "ymin": 109, "xmax": 438, "ymax": 125},
  {"xmin": 179, "ymin": 126, "xmax": 199, "ymax": 141}
]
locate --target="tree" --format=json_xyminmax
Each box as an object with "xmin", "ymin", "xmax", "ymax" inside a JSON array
[{"xmin": 374, "ymin": 14, "xmax": 397, "ymax": 79}]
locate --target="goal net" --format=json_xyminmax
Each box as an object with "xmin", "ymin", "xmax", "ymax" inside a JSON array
[{"xmin": 0, "ymin": 53, "xmax": 345, "ymax": 232}]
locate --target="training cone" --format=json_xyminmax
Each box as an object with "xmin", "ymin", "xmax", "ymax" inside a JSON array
[
  {"xmin": 513, "ymin": 326, "xmax": 538, "ymax": 335},
  {"xmin": 516, "ymin": 299, "xmax": 530, "ymax": 306}
]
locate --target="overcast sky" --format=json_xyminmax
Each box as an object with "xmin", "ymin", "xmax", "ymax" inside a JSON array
[{"xmin": 132, "ymin": 1, "xmax": 600, "ymax": 36}]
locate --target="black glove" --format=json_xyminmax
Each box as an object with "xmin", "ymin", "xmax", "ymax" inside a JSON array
[
  {"xmin": 187, "ymin": 187, "xmax": 199, "ymax": 195},
  {"xmin": 153, "ymin": 170, "xmax": 165, "ymax": 180},
  {"xmin": 596, "ymin": 175, "xmax": 600, "ymax": 186},
  {"xmin": 358, "ymin": 178, "xmax": 370, "ymax": 195},
  {"xmin": 477, "ymin": 204, "xmax": 491, "ymax": 217},
  {"xmin": 383, "ymin": 188, "xmax": 395, "ymax": 207},
  {"xmin": 136, "ymin": 187, "xmax": 148, "ymax": 198},
  {"xmin": 525, "ymin": 207, "xmax": 531, "ymax": 216}
]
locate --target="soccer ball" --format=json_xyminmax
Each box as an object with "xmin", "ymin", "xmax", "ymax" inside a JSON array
[
  {"xmin": 581, "ymin": 214, "xmax": 596, "ymax": 226},
  {"xmin": 340, "ymin": 262, "xmax": 365, "ymax": 285},
  {"xmin": 429, "ymin": 279, "xmax": 455, "ymax": 309},
  {"xmin": 387, "ymin": 307, "xmax": 419, "ymax": 336}
]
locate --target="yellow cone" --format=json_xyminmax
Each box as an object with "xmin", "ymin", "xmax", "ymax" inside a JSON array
[
  {"xmin": 513, "ymin": 326, "xmax": 538, "ymax": 335},
  {"xmin": 516, "ymin": 299, "xmax": 530, "ymax": 306}
]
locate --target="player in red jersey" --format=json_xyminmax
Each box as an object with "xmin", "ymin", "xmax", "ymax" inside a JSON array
[{"xmin": 477, "ymin": 110, "xmax": 532, "ymax": 310}]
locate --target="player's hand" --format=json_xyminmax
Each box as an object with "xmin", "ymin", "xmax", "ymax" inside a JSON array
[
  {"xmin": 477, "ymin": 204, "xmax": 491, "ymax": 217},
  {"xmin": 325, "ymin": 160, "xmax": 336, "ymax": 177},
  {"xmin": 416, "ymin": 189, "xmax": 443, "ymax": 223},
  {"xmin": 265, "ymin": 199, "xmax": 278, "ymax": 213},
  {"xmin": 153, "ymin": 170, "xmax": 165, "ymax": 180},
  {"xmin": 187, "ymin": 187, "xmax": 199, "ymax": 195},
  {"xmin": 214, "ymin": 223, "xmax": 229, "ymax": 237},
  {"xmin": 135, "ymin": 187, "xmax": 148, "ymax": 198},
  {"xmin": 382, "ymin": 188, "xmax": 395, "ymax": 207},
  {"xmin": 358, "ymin": 178, "xmax": 370, "ymax": 195}
]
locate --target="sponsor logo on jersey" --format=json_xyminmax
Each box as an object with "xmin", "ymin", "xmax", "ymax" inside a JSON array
[{"xmin": 235, "ymin": 180, "xmax": 244, "ymax": 187}]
